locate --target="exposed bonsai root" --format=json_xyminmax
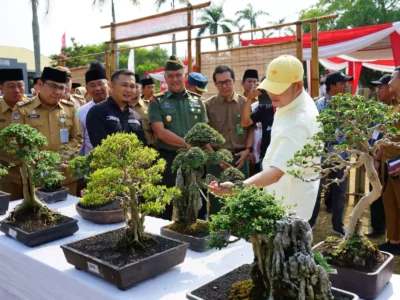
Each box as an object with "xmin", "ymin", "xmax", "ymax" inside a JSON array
[
  {"xmin": 7, "ymin": 205, "xmax": 59, "ymax": 226},
  {"xmin": 167, "ymin": 220, "xmax": 210, "ymax": 236},
  {"xmin": 116, "ymin": 232, "xmax": 156, "ymax": 251}
]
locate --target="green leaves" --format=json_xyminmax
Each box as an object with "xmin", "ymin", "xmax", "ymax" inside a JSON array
[
  {"xmin": 33, "ymin": 151, "xmax": 65, "ymax": 191},
  {"xmin": 172, "ymin": 147, "xmax": 207, "ymax": 172},
  {"xmin": 184, "ymin": 123, "xmax": 225, "ymax": 147},
  {"xmin": 208, "ymin": 186, "xmax": 288, "ymax": 249},
  {"xmin": 219, "ymin": 167, "xmax": 245, "ymax": 183}
]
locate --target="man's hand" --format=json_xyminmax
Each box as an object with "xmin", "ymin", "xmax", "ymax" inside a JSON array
[
  {"xmin": 219, "ymin": 161, "xmax": 233, "ymax": 170},
  {"xmin": 247, "ymin": 89, "xmax": 261, "ymax": 102},
  {"xmin": 249, "ymin": 152, "xmax": 256, "ymax": 165},
  {"xmin": 389, "ymin": 167, "xmax": 400, "ymax": 177},
  {"xmin": 207, "ymin": 180, "xmax": 234, "ymax": 196},
  {"xmin": 235, "ymin": 149, "xmax": 250, "ymax": 169}
]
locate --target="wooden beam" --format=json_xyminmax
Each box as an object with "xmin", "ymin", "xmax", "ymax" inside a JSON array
[
  {"xmin": 200, "ymin": 40, "xmax": 297, "ymax": 55},
  {"xmin": 100, "ymin": 1, "xmax": 211, "ymax": 29},
  {"xmin": 104, "ymin": 52, "xmax": 110, "ymax": 80},
  {"xmin": 311, "ymin": 21, "xmax": 319, "ymax": 98},
  {"xmin": 110, "ymin": 23, "xmax": 116, "ymax": 74},
  {"xmin": 114, "ymin": 39, "xmax": 189, "ymax": 53},
  {"xmin": 105, "ymin": 24, "xmax": 205, "ymax": 45},
  {"xmin": 187, "ymin": 4, "xmax": 193, "ymax": 73},
  {"xmin": 196, "ymin": 38, "xmax": 201, "ymax": 73},
  {"xmin": 296, "ymin": 22, "xmax": 303, "ymax": 62}
]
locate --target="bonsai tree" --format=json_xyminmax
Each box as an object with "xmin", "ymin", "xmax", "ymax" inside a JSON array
[
  {"xmin": 76, "ymin": 133, "xmax": 180, "ymax": 249},
  {"xmin": 33, "ymin": 151, "xmax": 65, "ymax": 192},
  {"xmin": 208, "ymin": 186, "xmax": 335, "ymax": 299},
  {"xmin": 171, "ymin": 123, "xmax": 233, "ymax": 233},
  {"xmin": 0, "ymin": 124, "xmax": 63, "ymax": 220},
  {"xmin": 288, "ymin": 94, "xmax": 400, "ymax": 239}
]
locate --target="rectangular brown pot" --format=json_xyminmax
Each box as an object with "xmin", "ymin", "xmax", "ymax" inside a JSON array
[
  {"xmin": 0, "ymin": 191, "xmax": 10, "ymax": 215},
  {"xmin": 35, "ymin": 187, "xmax": 69, "ymax": 204},
  {"xmin": 61, "ymin": 230, "xmax": 189, "ymax": 290},
  {"xmin": 314, "ymin": 241, "xmax": 393, "ymax": 299},
  {"xmin": 160, "ymin": 223, "xmax": 229, "ymax": 253}
]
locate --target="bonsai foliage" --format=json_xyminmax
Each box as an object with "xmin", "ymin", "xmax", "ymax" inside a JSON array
[
  {"xmin": 288, "ymin": 94, "xmax": 400, "ymax": 239},
  {"xmin": 73, "ymin": 133, "xmax": 180, "ymax": 249},
  {"xmin": 0, "ymin": 124, "xmax": 65, "ymax": 221},
  {"xmin": 171, "ymin": 123, "xmax": 233, "ymax": 228},
  {"xmin": 33, "ymin": 151, "xmax": 65, "ymax": 192},
  {"xmin": 208, "ymin": 186, "xmax": 334, "ymax": 299}
]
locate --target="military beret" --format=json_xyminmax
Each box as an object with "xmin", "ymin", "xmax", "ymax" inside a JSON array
[
  {"xmin": 242, "ymin": 69, "xmax": 259, "ymax": 81},
  {"xmin": 141, "ymin": 78, "xmax": 154, "ymax": 87},
  {"xmin": 41, "ymin": 67, "xmax": 68, "ymax": 84},
  {"xmin": 165, "ymin": 55, "xmax": 185, "ymax": 71},
  {"xmin": 0, "ymin": 69, "xmax": 24, "ymax": 82},
  {"xmin": 188, "ymin": 72, "xmax": 208, "ymax": 92}
]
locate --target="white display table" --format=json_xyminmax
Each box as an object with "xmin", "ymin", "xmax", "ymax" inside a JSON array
[{"xmin": 0, "ymin": 196, "xmax": 399, "ymax": 300}]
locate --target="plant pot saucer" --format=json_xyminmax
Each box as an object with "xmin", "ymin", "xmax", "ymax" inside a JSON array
[
  {"xmin": 0, "ymin": 216, "xmax": 78, "ymax": 247},
  {"xmin": 35, "ymin": 187, "xmax": 69, "ymax": 204},
  {"xmin": 186, "ymin": 264, "xmax": 359, "ymax": 300},
  {"xmin": 75, "ymin": 203, "xmax": 124, "ymax": 224},
  {"xmin": 61, "ymin": 228, "xmax": 189, "ymax": 290},
  {"xmin": 313, "ymin": 241, "xmax": 393, "ymax": 299}
]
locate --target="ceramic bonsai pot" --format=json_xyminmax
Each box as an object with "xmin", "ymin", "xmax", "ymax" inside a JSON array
[
  {"xmin": 0, "ymin": 217, "xmax": 79, "ymax": 247},
  {"xmin": 186, "ymin": 264, "xmax": 359, "ymax": 300},
  {"xmin": 313, "ymin": 241, "xmax": 393, "ymax": 299},
  {"xmin": 75, "ymin": 203, "xmax": 124, "ymax": 224},
  {"xmin": 0, "ymin": 191, "xmax": 10, "ymax": 215},
  {"xmin": 160, "ymin": 222, "xmax": 229, "ymax": 253},
  {"xmin": 35, "ymin": 187, "xmax": 69, "ymax": 204},
  {"xmin": 61, "ymin": 228, "xmax": 189, "ymax": 290}
]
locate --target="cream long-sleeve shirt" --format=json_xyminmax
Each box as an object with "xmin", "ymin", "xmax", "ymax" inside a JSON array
[{"xmin": 263, "ymin": 89, "xmax": 320, "ymax": 220}]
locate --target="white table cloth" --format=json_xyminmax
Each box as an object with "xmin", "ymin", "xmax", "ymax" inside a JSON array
[{"xmin": 0, "ymin": 196, "xmax": 398, "ymax": 300}]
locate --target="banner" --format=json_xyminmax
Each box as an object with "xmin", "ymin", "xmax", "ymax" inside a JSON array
[{"xmin": 115, "ymin": 11, "xmax": 190, "ymax": 40}]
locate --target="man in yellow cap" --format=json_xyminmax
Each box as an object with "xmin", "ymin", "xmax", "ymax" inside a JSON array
[
  {"xmin": 55, "ymin": 66, "xmax": 86, "ymax": 108},
  {"xmin": 13, "ymin": 67, "xmax": 82, "ymax": 196},
  {"xmin": 209, "ymin": 55, "xmax": 321, "ymax": 220},
  {"xmin": 0, "ymin": 68, "xmax": 26, "ymax": 200}
]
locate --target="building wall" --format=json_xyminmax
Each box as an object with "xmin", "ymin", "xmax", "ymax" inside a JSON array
[{"xmin": 0, "ymin": 46, "xmax": 52, "ymax": 72}]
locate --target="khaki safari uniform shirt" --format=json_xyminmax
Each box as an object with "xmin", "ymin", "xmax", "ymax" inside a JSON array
[
  {"xmin": 12, "ymin": 95, "xmax": 82, "ymax": 184},
  {"xmin": 148, "ymin": 89, "xmax": 208, "ymax": 151},
  {"xmin": 0, "ymin": 98, "xmax": 21, "ymax": 184},
  {"xmin": 205, "ymin": 92, "xmax": 252, "ymax": 150},
  {"xmin": 132, "ymin": 99, "xmax": 155, "ymax": 146},
  {"xmin": 70, "ymin": 94, "xmax": 86, "ymax": 109}
]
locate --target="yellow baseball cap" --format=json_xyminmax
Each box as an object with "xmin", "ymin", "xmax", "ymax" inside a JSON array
[{"xmin": 258, "ymin": 55, "xmax": 304, "ymax": 95}]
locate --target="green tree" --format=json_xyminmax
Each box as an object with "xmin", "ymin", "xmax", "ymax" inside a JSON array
[
  {"xmin": 235, "ymin": 3, "xmax": 268, "ymax": 40},
  {"xmin": 269, "ymin": 18, "xmax": 295, "ymax": 37},
  {"xmin": 31, "ymin": 0, "xmax": 50, "ymax": 76},
  {"xmin": 154, "ymin": 0, "xmax": 189, "ymax": 56},
  {"xmin": 225, "ymin": 19, "xmax": 245, "ymax": 47},
  {"xmin": 197, "ymin": 5, "xmax": 234, "ymax": 51},
  {"xmin": 300, "ymin": 0, "xmax": 400, "ymax": 33}
]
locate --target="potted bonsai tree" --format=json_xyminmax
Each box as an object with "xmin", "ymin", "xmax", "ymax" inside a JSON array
[
  {"xmin": 0, "ymin": 163, "xmax": 10, "ymax": 215},
  {"xmin": 187, "ymin": 186, "xmax": 358, "ymax": 300},
  {"xmin": 69, "ymin": 152, "xmax": 125, "ymax": 224},
  {"xmin": 160, "ymin": 122, "xmax": 236, "ymax": 252},
  {"xmin": 287, "ymin": 94, "xmax": 400, "ymax": 299},
  {"xmin": 61, "ymin": 133, "xmax": 187, "ymax": 290},
  {"xmin": 0, "ymin": 124, "xmax": 78, "ymax": 247},
  {"xmin": 33, "ymin": 151, "xmax": 68, "ymax": 203}
]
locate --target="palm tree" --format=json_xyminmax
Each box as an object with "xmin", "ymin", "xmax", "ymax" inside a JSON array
[
  {"xmin": 235, "ymin": 3, "xmax": 268, "ymax": 40},
  {"xmin": 154, "ymin": 0, "xmax": 189, "ymax": 56},
  {"xmin": 93, "ymin": 0, "xmax": 140, "ymax": 69},
  {"xmin": 31, "ymin": 0, "xmax": 50, "ymax": 76},
  {"xmin": 270, "ymin": 18, "xmax": 295, "ymax": 37},
  {"xmin": 225, "ymin": 19, "xmax": 245, "ymax": 47},
  {"xmin": 197, "ymin": 5, "xmax": 233, "ymax": 51}
]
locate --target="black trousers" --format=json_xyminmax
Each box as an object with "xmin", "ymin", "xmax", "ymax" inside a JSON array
[
  {"xmin": 370, "ymin": 183, "xmax": 386, "ymax": 230},
  {"xmin": 309, "ymin": 169, "xmax": 348, "ymax": 230}
]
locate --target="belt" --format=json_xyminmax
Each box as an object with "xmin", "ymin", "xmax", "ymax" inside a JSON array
[{"xmin": 227, "ymin": 148, "xmax": 246, "ymax": 154}]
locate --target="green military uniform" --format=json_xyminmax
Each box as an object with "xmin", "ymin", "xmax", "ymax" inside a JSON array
[
  {"xmin": 132, "ymin": 98, "xmax": 156, "ymax": 147},
  {"xmin": 13, "ymin": 90, "xmax": 82, "ymax": 196}
]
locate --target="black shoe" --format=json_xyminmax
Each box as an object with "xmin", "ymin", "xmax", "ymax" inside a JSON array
[
  {"xmin": 326, "ymin": 207, "xmax": 333, "ymax": 214},
  {"xmin": 332, "ymin": 228, "xmax": 346, "ymax": 238},
  {"xmin": 378, "ymin": 242, "xmax": 400, "ymax": 255},
  {"xmin": 365, "ymin": 229, "xmax": 386, "ymax": 238}
]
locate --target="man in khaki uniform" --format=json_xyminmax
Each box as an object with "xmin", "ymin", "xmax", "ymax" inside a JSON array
[
  {"xmin": 55, "ymin": 66, "xmax": 86, "ymax": 108},
  {"xmin": 13, "ymin": 67, "xmax": 82, "ymax": 196},
  {"xmin": 131, "ymin": 74, "xmax": 155, "ymax": 147},
  {"xmin": 0, "ymin": 69, "xmax": 26, "ymax": 200}
]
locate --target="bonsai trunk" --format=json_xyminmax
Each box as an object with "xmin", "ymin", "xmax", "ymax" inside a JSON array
[
  {"xmin": 249, "ymin": 234, "xmax": 271, "ymax": 291},
  {"xmin": 13, "ymin": 161, "xmax": 43, "ymax": 216},
  {"xmin": 345, "ymin": 155, "xmax": 382, "ymax": 239},
  {"xmin": 118, "ymin": 184, "xmax": 146, "ymax": 249},
  {"xmin": 172, "ymin": 168, "xmax": 203, "ymax": 227}
]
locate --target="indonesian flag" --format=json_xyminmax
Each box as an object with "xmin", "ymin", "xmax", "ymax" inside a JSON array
[
  {"xmin": 60, "ymin": 33, "xmax": 67, "ymax": 58},
  {"xmin": 160, "ymin": 81, "xmax": 168, "ymax": 92}
]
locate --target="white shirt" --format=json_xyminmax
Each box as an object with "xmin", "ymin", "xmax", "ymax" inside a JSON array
[
  {"xmin": 77, "ymin": 100, "xmax": 96, "ymax": 156},
  {"xmin": 262, "ymin": 89, "xmax": 320, "ymax": 220}
]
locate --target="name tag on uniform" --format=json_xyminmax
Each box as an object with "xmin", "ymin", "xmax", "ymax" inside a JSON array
[
  {"xmin": 372, "ymin": 130, "xmax": 380, "ymax": 140},
  {"xmin": 60, "ymin": 129, "xmax": 69, "ymax": 143},
  {"xmin": 106, "ymin": 116, "xmax": 120, "ymax": 122},
  {"xmin": 128, "ymin": 119, "xmax": 140, "ymax": 125},
  {"xmin": 162, "ymin": 103, "xmax": 173, "ymax": 109},
  {"xmin": 189, "ymin": 101, "xmax": 200, "ymax": 108},
  {"xmin": 28, "ymin": 114, "xmax": 40, "ymax": 119}
]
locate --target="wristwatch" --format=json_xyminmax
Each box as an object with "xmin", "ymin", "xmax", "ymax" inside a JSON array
[{"xmin": 246, "ymin": 147, "xmax": 253, "ymax": 153}]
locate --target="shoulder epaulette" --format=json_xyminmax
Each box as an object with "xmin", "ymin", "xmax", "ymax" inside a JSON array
[
  {"xmin": 60, "ymin": 99, "xmax": 74, "ymax": 106},
  {"xmin": 153, "ymin": 92, "xmax": 164, "ymax": 98},
  {"xmin": 16, "ymin": 98, "xmax": 34, "ymax": 107},
  {"xmin": 72, "ymin": 94, "xmax": 84, "ymax": 100},
  {"xmin": 188, "ymin": 91, "xmax": 202, "ymax": 98}
]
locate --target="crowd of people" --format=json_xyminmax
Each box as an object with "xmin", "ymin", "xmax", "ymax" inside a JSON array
[{"xmin": 0, "ymin": 54, "xmax": 399, "ymax": 254}]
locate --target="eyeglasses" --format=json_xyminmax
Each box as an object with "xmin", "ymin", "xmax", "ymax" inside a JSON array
[
  {"xmin": 215, "ymin": 80, "xmax": 233, "ymax": 87},
  {"xmin": 44, "ymin": 82, "xmax": 66, "ymax": 93}
]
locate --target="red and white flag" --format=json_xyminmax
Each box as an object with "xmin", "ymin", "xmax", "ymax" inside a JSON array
[{"xmin": 60, "ymin": 33, "xmax": 67, "ymax": 58}]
